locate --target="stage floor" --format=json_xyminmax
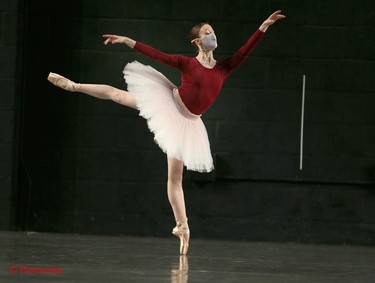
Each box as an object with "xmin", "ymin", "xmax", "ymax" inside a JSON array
[{"xmin": 0, "ymin": 231, "xmax": 374, "ymax": 282}]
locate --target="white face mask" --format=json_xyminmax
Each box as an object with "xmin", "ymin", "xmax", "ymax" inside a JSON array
[{"xmin": 201, "ymin": 33, "xmax": 218, "ymax": 51}]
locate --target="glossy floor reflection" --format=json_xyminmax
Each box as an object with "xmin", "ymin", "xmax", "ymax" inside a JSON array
[{"xmin": 1, "ymin": 231, "xmax": 374, "ymax": 282}]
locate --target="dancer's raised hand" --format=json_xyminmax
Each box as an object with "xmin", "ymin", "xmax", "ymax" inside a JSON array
[
  {"xmin": 103, "ymin": 34, "xmax": 126, "ymax": 45},
  {"xmin": 103, "ymin": 34, "xmax": 136, "ymax": 48},
  {"xmin": 260, "ymin": 10, "xmax": 286, "ymax": 32}
]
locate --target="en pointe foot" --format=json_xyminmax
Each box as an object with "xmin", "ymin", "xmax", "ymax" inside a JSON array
[
  {"xmin": 47, "ymin": 72, "xmax": 79, "ymax": 92},
  {"xmin": 172, "ymin": 220, "xmax": 190, "ymax": 255}
]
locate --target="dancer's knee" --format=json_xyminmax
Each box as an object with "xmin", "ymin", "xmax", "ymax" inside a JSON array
[
  {"xmin": 110, "ymin": 88, "xmax": 122, "ymax": 102},
  {"xmin": 168, "ymin": 174, "xmax": 183, "ymax": 186},
  {"xmin": 111, "ymin": 89, "xmax": 137, "ymax": 109},
  {"xmin": 167, "ymin": 158, "xmax": 184, "ymax": 185}
]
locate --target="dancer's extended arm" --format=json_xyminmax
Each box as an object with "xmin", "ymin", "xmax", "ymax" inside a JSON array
[
  {"xmin": 222, "ymin": 10, "xmax": 286, "ymax": 71},
  {"xmin": 102, "ymin": 34, "xmax": 185, "ymax": 69}
]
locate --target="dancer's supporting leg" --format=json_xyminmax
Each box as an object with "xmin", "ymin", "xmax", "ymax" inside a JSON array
[
  {"xmin": 47, "ymin": 72, "xmax": 137, "ymax": 109},
  {"xmin": 167, "ymin": 158, "xmax": 190, "ymax": 255}
]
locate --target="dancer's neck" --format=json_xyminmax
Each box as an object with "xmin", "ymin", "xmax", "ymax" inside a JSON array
[{"xmin": 196, "ymin": 51, "xmax": 216, "ymax": 68}]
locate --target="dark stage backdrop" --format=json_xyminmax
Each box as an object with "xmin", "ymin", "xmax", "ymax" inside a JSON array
[
  {"xmin": 3, "ymin": 0, "xmax": 375, "ymax": 244},
  {"xmin": 0, "ymin": 0, "xmax": 23, "ymax": 230}
]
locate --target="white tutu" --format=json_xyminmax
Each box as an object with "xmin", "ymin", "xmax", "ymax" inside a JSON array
[{"xmin": 123, "ymin": 61, "xmax": 214, "ymax": 172}]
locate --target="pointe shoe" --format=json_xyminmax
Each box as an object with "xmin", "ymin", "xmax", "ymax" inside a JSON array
[
  {"xmin": 47, "ymin": 72, "xmax": 79, "ymax": 92},
  {"xmin": 172, "ymin": 220, "xmax": 190, "ymax": 255}
]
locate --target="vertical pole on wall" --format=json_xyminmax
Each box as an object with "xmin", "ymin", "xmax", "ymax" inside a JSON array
[{"xmin": 300, "ymin": 74, "xmax": 306, "ymax": 171}]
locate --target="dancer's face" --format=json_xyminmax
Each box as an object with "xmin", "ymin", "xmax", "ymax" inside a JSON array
[
  {"xmin": 198, "ymin": 24, "xmax": 215, "ymax": 40},
  {"xmin": 195, "ymin": 24, "xmax": 217, "ymax": 51},
  {"xmin": 190, "ymin": 23, "xmax": 217, "ymax": 51}
]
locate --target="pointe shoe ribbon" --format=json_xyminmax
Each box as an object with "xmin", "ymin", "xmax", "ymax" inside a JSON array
[
  {"xmin": 172, "ymin": 220, "xmax": 190, "ymax": 255},
  {"xmin": 47, "ymin": 72, "xmax": 79, "ymax": 92}
]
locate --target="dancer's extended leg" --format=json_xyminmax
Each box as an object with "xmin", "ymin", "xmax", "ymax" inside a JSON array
[
  {"xmin": 167, "ymin": 158, "xmax": 190, "ymax": 255},
  {"xmin": 47, "ymin": 72, "xmax": 137, "ymax": 109}
]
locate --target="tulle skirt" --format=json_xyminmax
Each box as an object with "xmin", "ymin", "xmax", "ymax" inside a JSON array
[{"xmin": 123, "ymin": 61, "xmax": 214, "ymax": 172}]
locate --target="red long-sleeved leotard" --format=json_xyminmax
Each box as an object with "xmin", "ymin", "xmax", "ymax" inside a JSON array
[{"xmin": 134, "ymin": 29, "xmax": 264, "ymax": 115}]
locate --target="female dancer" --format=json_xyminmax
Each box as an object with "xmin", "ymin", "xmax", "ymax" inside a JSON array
[{"xmin": 48, "ymin": 10, "xmax": 286, "ymax": 255}]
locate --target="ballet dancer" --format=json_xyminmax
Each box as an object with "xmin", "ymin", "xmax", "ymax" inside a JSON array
[{"xmin": 47, "ymin": 10, "xmax": 286, "ymax": 255}]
